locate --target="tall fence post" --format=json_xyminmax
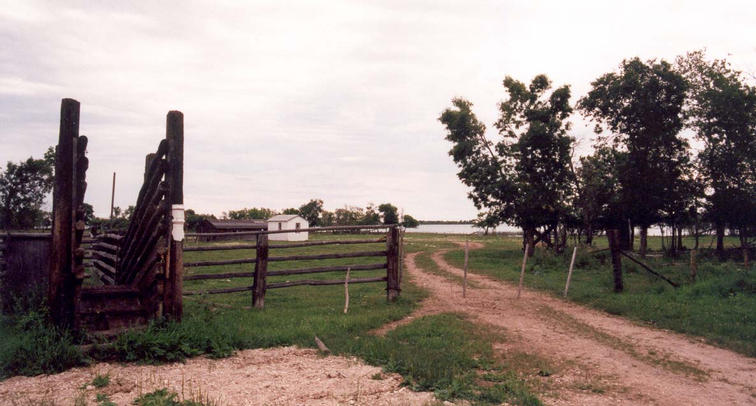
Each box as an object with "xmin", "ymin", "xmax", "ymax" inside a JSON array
[
  {"xmin": 48, "ymin": 98, "xmax": 79, "ymax": 328},
  {"xmin": 165, "ymin": 111, "xmax": 184, "ymax": 321},
  {"xmin": 253, "ymin": 233, "xmax": 268, "ymax": 308},
  {"xmin": 607, "ymin": 229, "xmax": 623, "ymax": 293},
  {"xmin": 386, "ymin": 226, "xmax": 400, "ymax": 302}
]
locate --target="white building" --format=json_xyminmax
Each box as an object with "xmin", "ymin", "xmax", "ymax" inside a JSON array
[{"xmin": 267, "ymin": 214, "xmax": 309, "ymax": 241}]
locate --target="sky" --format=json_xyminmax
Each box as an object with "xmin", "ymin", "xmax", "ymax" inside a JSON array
[{"xmin": 1, "ymin": 0, "xmax": 755, "ymax": 220}]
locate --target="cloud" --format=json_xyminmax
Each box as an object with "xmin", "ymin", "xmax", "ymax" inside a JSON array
[{"xmin": 1, "ymin": 0, "xmax": 755, "ymax": 220}]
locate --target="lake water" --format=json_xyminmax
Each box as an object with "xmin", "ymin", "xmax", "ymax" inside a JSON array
[
  {"xmin": 406, "ymin": 223, "xmax": 671, "ymax": 236},
  {"xmin": 406, "ymin": 223, "xmax": 520, "ymax": 235}
]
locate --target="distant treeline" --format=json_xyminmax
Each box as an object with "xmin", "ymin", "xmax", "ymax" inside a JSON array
[
  {"xmin": 418, "ymin": 220, "xmax": 473, "ymax": 225},
  {"xmin": 183, "ymin": 199, "xmax": 419, "ymax": 231}
]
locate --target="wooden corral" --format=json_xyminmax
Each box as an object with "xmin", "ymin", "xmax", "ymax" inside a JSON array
[
  {"xmin": 45, "ymin": 98, "xmax": 185, "ymax": 332},
  {"xmin": 184, "ymin": 224, "xmax": 403, "ymax": 306}
]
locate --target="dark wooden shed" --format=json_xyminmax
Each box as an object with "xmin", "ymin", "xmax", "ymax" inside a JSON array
[{"xmin": 196, "ymin": 219, "xmax": 267, "ymax": 241}]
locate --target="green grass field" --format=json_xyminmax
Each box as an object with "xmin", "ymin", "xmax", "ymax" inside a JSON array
[{"xmin": 434, "ymin": 234, "xmax": 756, "ymax": 357}]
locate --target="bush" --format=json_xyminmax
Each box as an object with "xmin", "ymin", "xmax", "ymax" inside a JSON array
[{"xmin": 0, "ymin": 308, "xmax": 84, "ymax": 379}]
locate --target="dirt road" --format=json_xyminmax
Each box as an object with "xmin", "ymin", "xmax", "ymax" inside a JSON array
[{"xmin": 400, "ymin": 244, "xmax": 756, "ymax": 405}]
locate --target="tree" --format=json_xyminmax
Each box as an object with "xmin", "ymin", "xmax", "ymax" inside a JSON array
[
  {"xmin": 360, "ymin": 203, "xmax": 381, "ymax": 225},
  {"xmin": 378, "ymin": 203, "xmax": 399, "ymax": 224},
  {"xmin": 184, "ymin": 209, "xmax": 216, "ymax": 231},
  {"xmin": 677, "ymin": 50, "xmax": 756, "ymax": 258},
  {"xmin": 473, "ymin": 210, "xmax": 500, "ymax": 235},
  {"xmin": 574, "ymin": 147, "xmax": 622, "ymax": 246},
  {"xmin": 401, "ymin": 214, "xmax": 419, "ymax": 228},
  {"xmin": 282, "ymin": 208, "xmax": 299, "ymax": 215},
  {"xmin": 440, "ymin": 74, "xmax": 575, "ymax": 255},
  {"xmin": 0, "ymin": 150, "xmax": 55, "ymax": 229},
  {"xmin": 578, "ymin": 57, "xmax": 689, "ymax": 252},
  {"xmin": 225, "ymin": 207, "xmax": 276, "ymax": 220},
  {"xmin": 299, "ymin": 199, "xmax": 324, "ymax": 226},
  {"xmin": 335, "ymin": 206, "xmax": 363, "ymax": 226}
]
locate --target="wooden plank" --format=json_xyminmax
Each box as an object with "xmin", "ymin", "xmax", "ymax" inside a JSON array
[
  {"xmin": 268, "ymin": 250, "xmax": 386, "ymax": 262},
  {"xmin": 267, "ymin": 262, "xmax": 386, "ymax": 276},
  {"xmin": 386, "ymin": 227, "xmax": 400, "ymax": 301},
  {"xmin": 186, "ymin": 224, "xmax": 396, "ymax": 238},
  {"xmin": 183, "ymin": 286, "xmax": 252, "ymax": 296},
  {"xmin": 182, "ymin": 238, "xmax": 386, "ymax": 252},
  {"xmin": 252, "ymin": 233, "xmax": 268, "ymax": 308},
  {"xmin": 517, "ymin": 242, "xmax": 530, "ymax": 299},
  {"xmin": 563, "ymin": 246, "xmax": 578, "ymax": 297},
  {"xmin": 269, "ymin": 239, "xmax": 386, "ymax": 249},
  {"xmin": 185, "ymin": 257, "xmax": 257, "ymax": 267},
  {"xmin": 267, "ymin": 276, "xmax": 386, "ymax": 289},
  {"xmin": 165, "ymin": 110, "xmax": 184, "ymax": 321},
  {"xmin": 92, "ymin": 260, "xmax": 116, "ymax": 277},
  {"xmin": 48, "ymin": 98, "xmax": 79, "ymax": 328},
  {"xmin": 184, "ymin": 244, "xmax": 257, "ymax": 252},
  {"xmin": 184, "ymin": 271, "xmax": 255, "ymax": 281}
]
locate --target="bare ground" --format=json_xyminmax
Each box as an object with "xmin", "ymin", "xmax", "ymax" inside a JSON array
[
  {"xmin": 394, "ymin": 243, "xmax": 756, "ymax": 405},
  {"xmin": 0, "ymin": 347, "xmax": 434, "ymax": 405}
]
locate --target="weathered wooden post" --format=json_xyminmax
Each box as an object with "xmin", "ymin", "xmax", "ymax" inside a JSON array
[
  {"xmin": 690, "ymin": 249, "xmax": 697, "ymax": 282},
  {"xmin": 164, "ymin": 111, "xmax": 184, "ymax": 320},
  {"xmin": 252, "ymin": 233, "xmax": 269, "ymax": 308},
  {"xmin": 563, "ymin": 246, "xmax": 577, "ymax": 297},
  {"xmin": 516, "ymin": 242, "xmax": 530, "ymax": 299},
  {"xmin": 48, "ymin": 98, "xmax": 79, "ymax": 328},
  {"xmin": 607, "ymin": 229, "xmax": 623, "ymax": 292},
  {"xmin": 463, "ymin": 239, "xmax": 469, "ymax": 298},
  {"xmin": 386, "ymin": 226, "xmax": 400, "ymax": 301}
]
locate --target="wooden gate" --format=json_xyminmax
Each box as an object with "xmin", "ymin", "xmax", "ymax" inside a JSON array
[{"xmin": 48, "ymin": 99, "xmax": 185, "ymax": 332}]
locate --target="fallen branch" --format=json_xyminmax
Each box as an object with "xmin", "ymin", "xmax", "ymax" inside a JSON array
[
  {"xmin": 314, "ymin": 336, "xmax": 331, "ymax": 353},
  {"xmin": 620, "ymin": 250, "xmax": 679, "ymax": 288}
]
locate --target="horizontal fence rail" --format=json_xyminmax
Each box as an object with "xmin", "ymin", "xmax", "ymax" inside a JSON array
[{"xmin": 182, "ymin": 225, "xmax": 403, "ymax": 307}]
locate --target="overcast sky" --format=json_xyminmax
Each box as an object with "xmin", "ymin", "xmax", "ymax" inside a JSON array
[{"xmin": 1, "ymin": 1, "xmax": 755, "ymax": 220}]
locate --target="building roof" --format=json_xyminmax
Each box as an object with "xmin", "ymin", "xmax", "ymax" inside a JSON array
[
  {"xmin": 267, "ymin": 214, "xmax": 304, "ymax": 222},
  {"xmin": 202, "ymin": 219, "xmax": 267, "ymax": 230}
]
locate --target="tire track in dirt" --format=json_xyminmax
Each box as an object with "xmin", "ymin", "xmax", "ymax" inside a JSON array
[{"xmin": 404, "ymin": 244, "xmax": 756, "ymax": 405}]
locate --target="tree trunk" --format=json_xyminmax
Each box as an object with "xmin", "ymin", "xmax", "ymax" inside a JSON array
[
  {"xmin": 586, "ymin": 224, "xmax": 594, "ymax": 246},
  {"xmin": 629, "ymin": 219, "xmax": 635, "ymax": 251},
  {"xmin": 618, "ymin": 220, "xmax": 632, "ymax": 251},
  {"xmin": 670, "ymin": 225, "xmax": 677, "ymax": 253},
  {"xmin": 716, "ymin": 222, "xmax": 725, "ymax": 258},
  {"xmin": 523, "ymin": 227, "xmax": 535, "ymax": 257},
  {"xmin": 607, "ymin": 229, "xmax": 623, "ymax": 293},
  {"xmin": 640, "ymin": 226, "xmax": 648, "ymax": 257},
  {"xmin": 740, "ymin": 230, "xmax": 749, "ymax": 268},
  {"xmin": 677, "ymin": 226, "xmax": 683, "ymax": 250},
  {"xmin": 660, "ymin": 225, "xmax": 666, "ymax": 251}
]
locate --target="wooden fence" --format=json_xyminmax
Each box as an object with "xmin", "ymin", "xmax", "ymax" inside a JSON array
[{"xmin": 183, "ymin": 224, "xmax": 403, "ymax": 307}]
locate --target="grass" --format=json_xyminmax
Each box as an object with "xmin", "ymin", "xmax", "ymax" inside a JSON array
[
  {"xmin": 441, "ymin": 234, "xmax": 756, "ymax": 357},
  {"xmin": 1, "ymin": 233, "xmax": 542, "ymax": 405}
]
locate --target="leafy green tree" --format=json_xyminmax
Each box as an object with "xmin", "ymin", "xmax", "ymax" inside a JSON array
[
  {"xmin": 677, "ymin": 50, "xmax": 756, "ymax": 256},
  {"xmin": 401, "ymin": 214, "xmax": 419, "ymax": 228},
  {"xmin": 574, "ymin": 147, "xmax": 623, "ymax": 246},
  {"xmin": 378, "ymin": 203, "xmax": 399, "ymax": 224},
  {"xmin": 282, "ymin": 208, "xmax": 299, "ymax": 215},
  {"xmin": 184, "ymin": 209, "xmax": 216, "ymax": 231},
  {"xmin": 320, "ymin": 210, "xmax": 335, "ymax": 226},
  {"xmin": 335, "ymin": 207, "xmax": 362, "ymax": 225},
  {"xmin": 299, "ymin": 199, "xmax": 324, "ymax": 226},
  {"xmin": 225, "ymin": 207, "xmax": 276, "ymax": 220},
  {"xmin": 360, "ymin": 203, "xmax": 381, "ymax": 225},
  {"xmin": 579, "ymin": 57, "xmax": 689, "ymax": 252},
  {"xmin": 473, "ymin": 210, "xmax": 500, "ymax": 235},
  {"xmin": 440, "ymin": 74, "xmax": 574, "ymax": 255},
  {"xmin": 0, "ymin": 150, "xmax": 55, "ymax": 229}
]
